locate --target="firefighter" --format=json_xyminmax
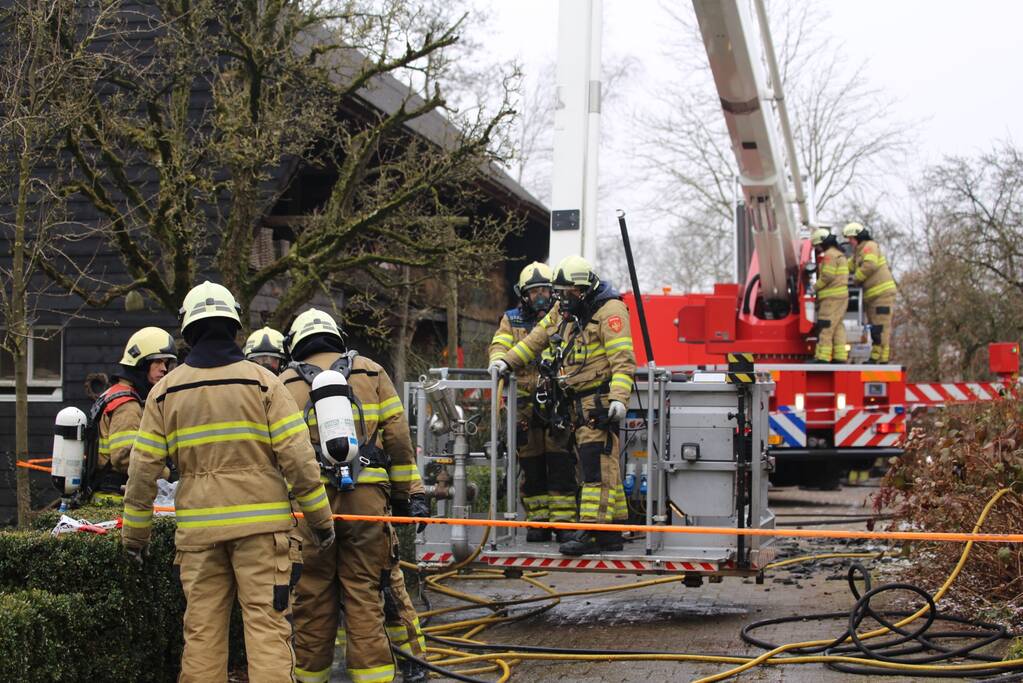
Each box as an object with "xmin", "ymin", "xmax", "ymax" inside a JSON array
[
  {"xmin": 121, "ymin": 281, "xmax": 335, "ymax": 683},
  {"xmin": 490, "ymin": 255, "xmax": 637, "ymax": 556},
  {"xmin": 280, "ymin": 308, "xmax": 428, "ymax": 683},
  {"xmin": 243, "ymin": 326, "xmax": 287, "ymax": 374},
  {"xmin": 810, "ymin": 228, "xmax": 849, "ymax": 364},
  {"xmin": 89, "ymin": 327, "xmax": 177, "ymax": 504},
  {"xmin": 489, "ymin": 262, "xmax": 576, "ymax": 542},
  {"xmin": 844, "ymin": 222, "xmax": 897, "ymax": 363}
]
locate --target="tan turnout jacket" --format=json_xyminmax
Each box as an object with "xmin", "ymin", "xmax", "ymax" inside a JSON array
[
  {"xmin": 502, "ymin": 298, "xmax": 637, "ymax": 405},
  {"xmin": 279, "ymin": 352, "xmax": 419, "ymax": 501},
  {"xmin": 122, "ymin": 361, "xmax": 332, "ymax": 549}
]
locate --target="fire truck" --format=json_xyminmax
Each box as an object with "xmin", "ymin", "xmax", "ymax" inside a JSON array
[
  {"xmin": 411, "ymin": 0, "xmax": 1018, "ymax": 575},
  {"xmin": 615, "ymin": 0, "xmax": 1019, "ymax": 488}
]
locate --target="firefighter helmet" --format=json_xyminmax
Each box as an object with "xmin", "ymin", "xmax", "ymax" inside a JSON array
[
  {"xmin": 287, "ymin": 308, "xmax": 342, "ymax": 353},
  {"xmin": 514, "ymin": 261, "xmax": 553, "ymax": 297},
  {"xmin": 552, "ymin": 255, "xmax": 598, "ymax": 292},
  {"xmin": 179, "ymin": 281, "xmax": 241, "ymax": 332},
  {"xmin": 843, "ymin": 222, "xmax": 865, "ymax": 238},
  {"xmin": 118, "ymin": 327, "xmax": 177, "ymax": 367},
  {"xmin": 243, "ymin": 327, "xmax": 286, "ymax": 359},
  {"xmin": 810, "ymin": 228, "xmax": 831, "ymax": 247}
]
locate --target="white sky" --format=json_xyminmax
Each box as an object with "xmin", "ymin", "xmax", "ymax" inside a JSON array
[{"xmin": 483, "ymin": 0, "xmax": 1023, "ymax": 219}]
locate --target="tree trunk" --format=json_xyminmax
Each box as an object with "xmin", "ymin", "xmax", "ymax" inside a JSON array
[
  {"xmin": 392, "ymin": 265, "xmax": 411, "ymax": 384},
  {"xmin": 446, "ymin": 267, "xmax": 459, "ymax": 369},
  {"xmin": 14, "ymin": 150, "xmax": 31, "ymax": 527}
]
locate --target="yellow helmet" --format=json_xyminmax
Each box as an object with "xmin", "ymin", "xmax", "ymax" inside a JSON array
[
  {"xmin": 119, "ymin": 327, "xmax": 177, "ymax": 367},
  {"xmin": 516, "ymin": 261, "xmax": 553, "ymax": 293},
  {"xmin": 179, "ymin": 281, "xmax": 241, "ymax": 332},
  {"xmin": 243, "ymin": 327, "xmax": 286, "ymax": 359},
  {"xmin": 843, "ymin": 222, "xmax": 865, "ymax": 238},
  {"xmin": 552, "ymin": 254, "xmax": 598, "ymax": 291},
  {"xmin": 287, "ymin": 308, "xmax": 342, "ymax": 353},
  {"xmin": 810, "ymin": 228, "xmax": 832, "ymax": 246}
]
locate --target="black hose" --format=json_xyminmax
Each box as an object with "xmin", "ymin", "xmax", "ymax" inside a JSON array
[
  {"xmin": 740, "ymin": 562, "xmax": 1023, "ymax": 678},
  {"xmin": 777, "ymin": 515, "xmax": 890, "ymax": 527},
  {"xmin": 425, "ymin": 634, "xmax": 737, "ymax": 659},
  {"xmin": 390, "ymin": 646, "xmax": 489, "ymax": 683}
]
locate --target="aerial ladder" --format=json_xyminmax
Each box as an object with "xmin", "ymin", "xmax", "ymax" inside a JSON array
[{"xmin": 693, "ymin": 0, "xmax": 811, "ymax": 319}]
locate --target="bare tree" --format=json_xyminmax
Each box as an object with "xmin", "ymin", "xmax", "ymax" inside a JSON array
[
  {"xmin": 637, "ymin": 1, "xmax": 911, "ymax": 292},
  {"xmin": 39, "ymin": 0, "xmax": 518, "ymax": 336},
  {"xmin": 0, "ymin": 0, "xmax": 115, "ymax": 525},
  {"xmin": 894, "ymin": 142, "xmax": 1023, "ymax": 380}
]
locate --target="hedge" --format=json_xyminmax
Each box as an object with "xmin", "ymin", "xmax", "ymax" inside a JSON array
[{"xmin": 0, "ymin": 505, "xmax": 245, "ymax": 682}]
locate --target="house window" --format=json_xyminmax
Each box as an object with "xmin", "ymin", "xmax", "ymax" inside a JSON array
[{"xmin": 0, "ymin": 328, "xmax": 63, "ymax": 401}]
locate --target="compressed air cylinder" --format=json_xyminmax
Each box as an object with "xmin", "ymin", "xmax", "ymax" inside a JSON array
[
  {"xmin": 310, "ymin": 370, "xmax": 359, "ymax": 467},
  {"xmin": 52, "ymin": 407, "xmax": 87, "ymax": 497}
]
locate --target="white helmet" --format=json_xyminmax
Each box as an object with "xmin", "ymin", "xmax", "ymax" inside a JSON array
[
  {"xmin": 243, "ymin": 327, "xmax": 286, "ymax": 359},
  {"xmin": 118, "ymin": 327, "xmax": 177, "ymax": 367},
  {"xmin": 179, "ymin": 281, "xmax": 241, "ymax": 332},
  {"xmin": 843, "ymin": 222, "xmax": 865, "ymax": 238},
  {"xmin": 287, "ymin": 308, "xmax": 342, "ymax": 354},
  {"xmin": 810, "ymin": 228, "xmax": 832, "ymax": 247}
]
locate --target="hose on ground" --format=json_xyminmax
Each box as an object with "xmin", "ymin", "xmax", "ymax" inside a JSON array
[{"xmin": 398, "ymin": 487, "xmax": 1022, "ymax": 682}]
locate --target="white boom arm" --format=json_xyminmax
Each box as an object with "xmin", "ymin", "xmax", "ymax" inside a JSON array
[
  {"xmin": 548, "ymin": 0, "xmax": 602, "ymax": 266},
  {"xmin": 692, "ymin": 0, "xmax": 801, "ymax": 307}
]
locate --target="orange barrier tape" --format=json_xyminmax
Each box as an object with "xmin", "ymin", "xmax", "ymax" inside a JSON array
[
  {"xmin": 148, "ymin": 506, "xmax": 1023, "ymax": 544},
  {"xmin": 16, "ymin": 460, "xmax": 52, "ymax": 473}
]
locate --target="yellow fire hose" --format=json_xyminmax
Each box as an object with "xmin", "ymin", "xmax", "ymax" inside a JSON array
[{"xmin": 394, "ymin": 487, "xmax": 1021, "ymax": 682}]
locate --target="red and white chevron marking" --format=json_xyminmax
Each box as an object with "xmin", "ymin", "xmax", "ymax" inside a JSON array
[
  {"xmin": 482, "ymin": 556, "xmax": 717, "ymax": 572},
  {"xmin": 419, "ymin": 552, "xmax": 453, "ymax": 563},
  {"xmin": 835, "ymin": 408, "xmax": 906, "ymax": 448},
  {"xmin": 418, "ymin": 551, "xmax": 717, "ymax": 573},
  {"xmin": 905, "ymin": 382, "xmax": 1003, "ymax": 407}
]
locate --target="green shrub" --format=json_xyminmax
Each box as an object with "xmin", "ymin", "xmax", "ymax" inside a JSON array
[
  {"xmin": 0, "ymin": 590, "xmax": 100, "ymax": 683},
  {"xmin": 0, "ymin": 506, "xmax": 245, "ymax": 681},
  {"xmin": 876, "ymin": 399, "xmax": 1023, "ymax": 624}
]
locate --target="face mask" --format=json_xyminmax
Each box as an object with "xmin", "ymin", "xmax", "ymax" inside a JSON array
[
  {"xmin": 530, "ymin": 294, "xmax": 551, "ymax": 314},
  {"xmin": 557, "ymin": 290, "xmax": 584, "ymax": 316}
]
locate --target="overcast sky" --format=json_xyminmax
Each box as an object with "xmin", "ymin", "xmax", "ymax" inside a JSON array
[{"xmin": 483, "ymin": 1, "xmax": 1023, "ymax": 222}]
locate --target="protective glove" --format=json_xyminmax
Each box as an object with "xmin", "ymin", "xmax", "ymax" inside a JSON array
[
  {"xmin": 409, "ymin": 493, "xmax": 430, "ymax": 533},
  {"xmin": 124, "ymin": 544, "xmax": 146, "ymax": 568},
  {"xmin": 607, "ymin": 400, "xmax": 627, "ymax": 422},
  {"xmin": 488, "ymin": 359, "xmax": 509, "ymax": 377},
  {"xmin": 391, "ymin": 496, "xmax": 411, "ymax": 517},
  {"xmin": 313, "ymin": 523, "xmax": 336, "ymax": 551}
]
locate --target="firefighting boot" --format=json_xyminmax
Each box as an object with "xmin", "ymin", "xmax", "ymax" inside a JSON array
[
  {"xmin": 554, "ymin": 529, "xmax": 575, "ymax": 544},
  {"xmin": 398, "ymin": 657, "xmax": 429, "ymax": 683},
  {"xmin": 526, "ymin": 527, "xmax": 552, "ymax": 542},
  {"xmin": 558, "ymin": 529, "xmax": 624, "ymax": 556}
]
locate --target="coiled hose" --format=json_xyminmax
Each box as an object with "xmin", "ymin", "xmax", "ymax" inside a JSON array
[{"xmin": 387, "ymin": 487, "xmax": 1022, "ymax": 682}]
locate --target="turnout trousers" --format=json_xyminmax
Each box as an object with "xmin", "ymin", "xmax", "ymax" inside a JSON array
[
  {"xmin": 175, "ymin": 530, "xmax": 303, "ymax": 683},
  {"xmin": 517, "ymin": 401, "xmax": 577, "ymax": 522},
  {"xmin": 292, "ymin": 485, "xmax": 397, "ymax": 683},
  {"xmin": 571, "ymin": 393, "xmax": 627, "ymax": 523},
  {"xmin": 815, "ymin": 297, "xmax": 849, "ymax": 362},
  {"xmin": 865, "ymin": 292, "xmax": 896, "ymax": 362}
]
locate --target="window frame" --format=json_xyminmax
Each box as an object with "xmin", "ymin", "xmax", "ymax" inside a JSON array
[{"xmin": 0, "ymin": 326, "xmax": 64, "ymax": 401}]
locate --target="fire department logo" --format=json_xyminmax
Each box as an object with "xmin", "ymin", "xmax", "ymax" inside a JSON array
[{"xmin": 607, "ymin": 316, "xmax": 623, "ymax": 333}]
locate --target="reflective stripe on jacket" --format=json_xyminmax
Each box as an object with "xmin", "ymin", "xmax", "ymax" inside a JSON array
[
  {"xmin": 503, "ymin": 298, "xmax": 637, "ymax": 405},
  {"xmin": 279, "ymin": 352, "xmax": 420, "ymax": 499},
  {"xmin": 814, "ymin": 246, "xmax": 849, "ymax": 300},
  {"xmin": 122, "ymin": 361, "xmax": 331, "ymax": 548},
  {"xmin": 850, "ymin": 240, "xmax": 896, "ymax": 300}
]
